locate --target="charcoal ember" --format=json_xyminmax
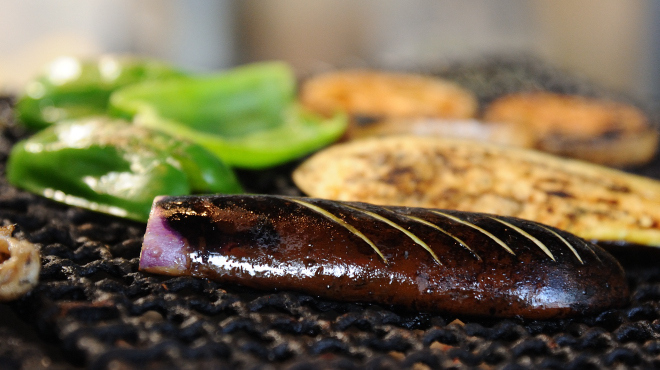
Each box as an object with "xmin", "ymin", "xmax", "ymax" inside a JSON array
[{"xmin": 2, "ymin": 68, "xmax": 660, "ymax": 369}]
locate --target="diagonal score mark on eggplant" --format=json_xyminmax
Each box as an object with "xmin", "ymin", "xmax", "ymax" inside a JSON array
[
  {"xmin": 342, "ymin": 204, "xmax": 443, "ymax": 265},
  {"xmin": 574, "ymin": 233, "xmax": 602, "ymax": 263},
  {"xmin": 431, "ymin": 210, "xmax": 515, "ymax": 255},
  {"xmin": 141, "ymin": 195, "xmax": 630, "ymax": 319},
  {"xmin": 536, "ymin": 224, "xmax": 584, "ymax": 264},
  {"xmin": 402, "ymin": 214, "xmax": 481, "ymax": 261},
  {"xmin": 285, "ymin": 197, "xmax": 389, "ymax": 263},
  {"xmin": 488, "ymin": 216, "xmax": 556, "ymax": 261}
]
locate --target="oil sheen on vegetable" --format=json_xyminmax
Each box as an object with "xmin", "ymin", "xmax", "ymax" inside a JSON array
[{"xmin": 139, "ymin": 195, "xmax": 629, "ymax": 319}]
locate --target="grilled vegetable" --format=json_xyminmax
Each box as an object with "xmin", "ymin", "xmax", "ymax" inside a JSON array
[
  {"xmin": 6, "ymin": 118, "xmax": 242, "ymax": 222},
  {"xmin": 293, "ymin": 136, "xmax": 660, "ymax": 247},
  {"xmin": 483, "ymin": 92, "xmax": 659, "ymax": 167},
  {"xmin": 110, "ymin": 62, "xmax": 347, "ymax": 169},
  {"xmin": 300, "ymin": 69, "xmax": 478, "ymax": 120},
  {"xmin": 299, "ymin": 69, "xmax": 478, "ymax": 140},
  {"xmin": 349, "ymin": 118, "xmax": 536, "ymax": 148},
  {"xmin": 0, "ymin": 225, "xmax": 40, "ymax": 301},
  {"xmin": 140, "ymin": 194, "xmax": 628, "ymax": 319},
  {"xmin": 15, "ymin": 56, "xmax": 185, "ymax": 130}
]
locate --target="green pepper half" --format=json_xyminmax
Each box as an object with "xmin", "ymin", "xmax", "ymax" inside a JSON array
[
  {"xmin": 6, "ymin": 118, "xmax": 242, "ymax": 222},
  {"xmin": 110, "ymin": 62, "xmax": 347, "ymax": 169},
  {"xmin": 15, "ymin": 56, "xmax": 186, "ymax": 130}
]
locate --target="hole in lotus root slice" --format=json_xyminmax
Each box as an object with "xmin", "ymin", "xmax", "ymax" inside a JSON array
[{"xmin": 0, "ymin": 225, "xmax": 40, "ymax": 301}]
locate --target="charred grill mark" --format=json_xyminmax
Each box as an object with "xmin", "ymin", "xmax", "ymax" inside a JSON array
[
  {"xmin": 537, "ymin": 224, "xmax": 584, "ymax": 264},
  {"xmin": 607, "ymin": 184, "xmax": 632, "ymax": 193},
  {"xmin": 489, "ymin": 217, "xmax": 556, "ymax": 261},
  {"xmin": 344, "ymin": 204, "xmax": 442, "ymax": 265},
  {"xmin": 546, "ymin": 190, "xmax": 574, "ymax": 198},
  {"xmin": 286, "ymin": 198, "xmax": 388, "ymax": 263},
  {"xmin": 353, "ymin": 114, "xmax": 381, "ymax": 126},
  {"xmin": 596, "ymin": 197, "xmax": 621, "ymax": 206},
  {"xmin": 403, "ymin": 214, "xmax": 481, "ymax": 260},
  {"xmin": 249, "ymin": 221, "xmax": 281, "ymax": 250},
  {"xmin": 600, "ymin": 128, "xmax": 624, "ymax": 139},
  {"xmin": 431, "ymin": 210, "xmax": 515, "ymax": 255},
  {"xmin": 577, "ymin": 236, "xmax": 603, "ymax": 263}
]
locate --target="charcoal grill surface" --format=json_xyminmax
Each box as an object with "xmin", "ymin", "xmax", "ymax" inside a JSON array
[{"xmin": 2, "ymin": 59, "xmax": 660, "ymax": 369}]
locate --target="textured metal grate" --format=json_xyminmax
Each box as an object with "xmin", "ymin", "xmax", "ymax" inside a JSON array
[
  {"xmin": 1, "ymin": 59, "xmax": 660, "ymax": 369},
  {"xmin": 434, "ymin": 55, "xmax": 651, "ymax": 110}
]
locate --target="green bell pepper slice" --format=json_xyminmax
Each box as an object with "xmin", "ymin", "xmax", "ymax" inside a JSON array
[
  {"xmin": 6, "ymin": 118, "xmax": 242, "ymax": 222},
  {"xmin": 110, "ymin": 61, "xmax": 347, "ymax": 169},
  {"xmin": 15, "ymin": 56, "xmax": 186, "ymax": 130}
]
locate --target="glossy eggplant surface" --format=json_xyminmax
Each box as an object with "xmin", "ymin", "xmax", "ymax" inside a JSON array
[{"xmin": 140, "ymin": 195, "xmax": 629, "ymax": 319}]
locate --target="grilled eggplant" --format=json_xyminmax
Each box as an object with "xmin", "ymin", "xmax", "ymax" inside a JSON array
[
  {"xmin": 140, "ymin": 195, "xmax": 628, "ymax": 319},
  {"xmin": 293, "ymin": 136, "xmax": 660, "ymax": 247}
]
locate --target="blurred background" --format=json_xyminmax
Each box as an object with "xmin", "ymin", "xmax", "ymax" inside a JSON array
[{"xmin": 0, "ymin": 0, "xmax": 658, "ymax": 101}]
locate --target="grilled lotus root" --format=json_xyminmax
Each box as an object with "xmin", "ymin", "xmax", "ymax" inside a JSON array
[
  {"xmin": 483, "ymin": 92, "xmax": 659, "ymax": 167},
  {"xmin": 293, "ymin": 136, "xmax": 660, "ymax": 247},
  {"xmin": 140, "ymin": 195, "xmax": 628, "ymax": 319},
  {"xmin": 299, "ymin": 69, "xmax": 478, "ymax": 137},
  {"xmin": 0, "ymin": 225, "xmax": 40, "ymax": 301}
]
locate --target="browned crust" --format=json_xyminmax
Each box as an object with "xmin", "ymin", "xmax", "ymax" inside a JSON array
[
  {"xmin": 293, "ymin": 136, "xmax": 660, "ymax": 246},
  {"xmin": 483, "ymin": 92, "xmax": 659, "ymax": 166},
  {"xmin": 299, "ymin": 70, "xmax": 478, "ymax": 135}
]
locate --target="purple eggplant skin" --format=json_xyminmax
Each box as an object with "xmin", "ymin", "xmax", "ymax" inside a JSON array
[{"xmin": 139, "ymin": 195, "xmax": 629, "ymax": 319}]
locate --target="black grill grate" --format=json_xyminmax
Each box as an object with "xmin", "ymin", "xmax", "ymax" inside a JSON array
[{"xmin": 1, "ymin": 59, "xmax": 660, "ymax": 369}]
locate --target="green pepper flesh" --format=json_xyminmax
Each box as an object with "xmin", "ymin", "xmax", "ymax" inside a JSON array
[
  {"xmin": 15, "ymin": 56, "xmax": 186, "ymax": 130},
  {"xmin": 110, "ymin": 62, "xmax": 347, "ymax": 169},
  {"xmin": 6, "ymin": 118, "xmax": 242, "ymax": 222}
]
